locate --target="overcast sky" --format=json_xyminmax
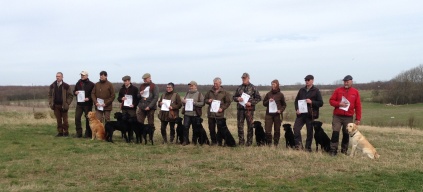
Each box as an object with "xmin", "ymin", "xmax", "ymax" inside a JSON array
[{"xmin": 1, "ymin": 0, "xmax": 422, "ymax": 86}]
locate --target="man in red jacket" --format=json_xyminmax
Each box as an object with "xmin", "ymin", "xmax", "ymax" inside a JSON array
[{"xmin": 329, "ymin": 75, "xmax": 362, "ymax": 156}]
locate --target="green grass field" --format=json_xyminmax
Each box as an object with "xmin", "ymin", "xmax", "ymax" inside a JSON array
[{"xmin": 1, "ymin": 90, "xmax": 423, "ymax": 191}]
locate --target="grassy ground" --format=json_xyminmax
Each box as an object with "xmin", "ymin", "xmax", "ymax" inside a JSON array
[{"xmin": 1, "ymin": 107, "xmax": 423, "ymax": 191}]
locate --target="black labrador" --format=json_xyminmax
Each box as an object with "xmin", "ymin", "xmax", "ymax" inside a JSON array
[
  {"xmin": 216, "ymin": 118, "xmax": 236, "ymax": 147},
  {"xmin": 192, "ymin": 117, "xmax": 210, "ymax": 146},
  {"xmin": 105, "ymin": 112, "xmax": 130, "ymax": 143},
  {"xmin": 252, "ymin": 121, "xmax": 266, "ymax": 146},
  {"xmin": 312, "ymin": 121, "xmax": 331, "ymax": 152},
  {"xmin": 175, "ymin": 117, "xmax": 185, "ymax": 144},
  {"xmin": 283, "ymin": 123, "xmax": 295, "ymax": 148}
]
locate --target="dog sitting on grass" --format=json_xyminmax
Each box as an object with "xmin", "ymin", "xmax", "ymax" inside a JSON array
[
  {"xmin": 283, "ymin": 124, "xmax": 295, "ymax": 148},
  {"xmin": 252, "ymin": 121, "xmax": 266, "ymax": 146},
  {"xmin": 312, "ymin": 121, "xmax": 331, "ymax": 152},
  {"xmin": 216, "ymin": 118, "xmax": 236, "ymax": 147},
  {"xmin": 105, "ymin": 112, "xmax": 130, "ymax": 143},
  {"xmin": 87, "ymin": 111, "xmax": 106, "ymax": 141},
  {"xmin": 192, "ymin": 117, "xmax": 210, "ymax": 146},
  {"xmin": 175, "ymin": 117, "xmax": 185, "ymax": 145}
]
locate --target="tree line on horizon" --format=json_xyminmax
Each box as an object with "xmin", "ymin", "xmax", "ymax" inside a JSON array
[{"xmin": 1, "ymin": 65, "xmax": 422, "ymax": 105}]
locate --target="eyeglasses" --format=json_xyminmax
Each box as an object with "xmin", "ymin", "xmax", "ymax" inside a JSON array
[
  {"xmin": 305, "ymin": 79, "xmax": 312, "ymax": 81},
  {"xmin": 166, "ymin": 87, "xmax": 172, "ymax": 89}
]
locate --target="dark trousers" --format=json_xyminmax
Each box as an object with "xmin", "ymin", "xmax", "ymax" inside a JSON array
[
  {"xmin": 160, "ymin": 121, "xmax": 176, "ymax": 143},
  {"xmin": 75, "ymin": 105, "xmax": 92, "ymax": 137},
  {"xmin": 293, "ymin": 114, "xmax": 313, "ymax": 150},
  {"xmin": 95, "ymin": 110, "xmax": 111, "ymax": 125},
  {"xmin": 237, "ymin": 110, "xmax": 254, "ymax": 145},
  {"xmin": 264, "ymin": 113, "xmax": 282, "ymax": 145},
  {"xmin": 137, "ymin": 109, "xmax": 156, "ymax": 127},
  {"xmin": 183, "ymin": 115, "xmax": 198, "ymax": 144},
  {"xmin": 330, "ymin": 115, "xmax": 353, "ymax": 152},
  {"xmin": 208, "ymin": 117, "xmax": 218, "ymax": 144},
  {"xmin": 53, "ymin": 104, "xmax": 69, "ymax": 134}
]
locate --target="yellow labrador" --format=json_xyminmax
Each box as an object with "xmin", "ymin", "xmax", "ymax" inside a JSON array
[{"xmin": 347, "ymin": 123, "xmax": 380, "ymax": 159}]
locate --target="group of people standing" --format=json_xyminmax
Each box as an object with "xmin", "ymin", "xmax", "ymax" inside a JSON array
[{"xmin": 48, "ymin": 71, "xmax": 361, "ymax": 156}]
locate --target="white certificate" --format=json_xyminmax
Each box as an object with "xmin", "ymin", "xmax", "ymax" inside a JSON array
[
  {"xmin": 239, "ymin": 92, "xmax": 251, "ymax": 107},
  {"xmin": 185, "ymin": 98, "xmax": 194, "ymax": 111},
  {"xmin": 97, "ymin": 98, "xmax": 104, "ymax": 111},
  {"xmin": 339, "ymin": 96, "xmax": 350, "ymax": 111},
  {"xmin": 298, "ymin": 99, "xmax": 308, "ymax": 113},
  {"xmin": 161, "ymin": 99, "xmax": 171, "ymax": 111},
  {"xmin": 269, "ymin": 100, "xmax": 277, "ymax": 113},
  {"xmin": 210, "ymin": 100, "xmax": 221, "ymax": 113},
  {"xmin": 124, "ymin": 95, "xmax": 133, "ymax": 107},
  {"xmin": 141, "ymin": 86, "xmax": 150, "ymax": 98},
  {"xmin": 77, "ymin": 91, "xmax": 85, "ymax": 102}
]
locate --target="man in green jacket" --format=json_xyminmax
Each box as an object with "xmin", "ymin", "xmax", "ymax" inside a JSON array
[
  {"xmin": 91, "ymin": 71, "xmax": 115, "ymax": 124},
  {"xmin": 204, "ymin": 77, "xmax": 232, "ymax": 146}
]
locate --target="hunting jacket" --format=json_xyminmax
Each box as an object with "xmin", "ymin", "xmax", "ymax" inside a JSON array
[
  {"xmin": 233, "ymin": 83, "xmax": 261, "ymax": 110},
  {"xmin": 204, "ymin": 86, "xmax": 232, "ymax": 119},
  {"xmin": 91, "ymin": 79, "xmax": 116, "ymax": 111},
  {"xmin": 294, "ymin": 85, "xmax": 323, "ymax": 119},
  {"xmin": 117, "ymin": 83, "xmax": 140, "ymax": 111},
  {"xmin": 48, "ymin": 81, "xmax": 73, "ymax": 111},
  {"xmin": 73, "ymin": 78, "xmax": 95, "ymax": 106}
]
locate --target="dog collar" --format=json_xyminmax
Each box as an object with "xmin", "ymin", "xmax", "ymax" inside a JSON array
[{"xmin": 350, "ymin": 131, "xmax": 358, "ymax": 137}]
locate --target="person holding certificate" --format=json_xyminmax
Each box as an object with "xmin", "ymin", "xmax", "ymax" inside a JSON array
[
  {"xmin": 73, "ymin": 70, "xmax": 95, "ymax": 138},
  {"xmin": 181, "ymin": 81, "xmax": 205, "ymax": 146},
  {"xmin": 233, "ymin": 72, "xmax": 261, "ymax": 146},
  {"xmin": 118, "ymin": 75, "xmax": 139, "ymax": 119},
  {"xmin": 137, "ymin": 73, "xmax": 159, "ymax": 133},
  {"xmin": 91, "ymin": 71, "xmax": 115, "ymax": 124},
  {"xmin": 204, "ymin": 77, "xmax": 232, "ymax": 146},
  {"xmin": 157, "ymin": 82, "xmax": 182, "ymax": 144},
  {"xmin": 293, "ymin": 75, "xmax": 323, "ymax": 152},
  {"xmin": 262, "ymin": 79, "xmax": 287, "ymax": 146},
  {"xmin": 329, "ymin": 75, "xmax": 362, "ymax": 156},
  {"xmin": 48, "ymin": 72, "xmax": 73, "ymax": 137}
]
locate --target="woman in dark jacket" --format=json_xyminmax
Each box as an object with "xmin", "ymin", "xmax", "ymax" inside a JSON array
[
  {"xmin": 157, "ymin": 82, "xmax": 182, "ymax": 143},
  {"xmin": 263, "ymin": 79, "xmax": 287, "ymax": 146}
]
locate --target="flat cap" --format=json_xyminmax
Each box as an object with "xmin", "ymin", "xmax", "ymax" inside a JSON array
[
  {"xmin": 241, "ymin": 72, "xmax": 250, "ymax": 78},
  {"xmin": 343, "ymin": 75, "xmax": 353, "ymax": 81},
  {"xmin": 304, "ymin": 75, "xmax": 314, "ymax": 80},
  {"xmin": 142, "ymin": 73, "xmax": 151, "ymax": 79},
  {"xmin": 188, "ymin": 80, "xmax": 197, "ymax": 86},
  {"xmin": 122, "ymin": 75, "xmax": 131, "ymax": 81}
]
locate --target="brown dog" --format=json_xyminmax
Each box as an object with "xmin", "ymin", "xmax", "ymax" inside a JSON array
[
  {"xmin": 87, "ymin": 111, "xmax": 106, "ymax": 140},
  {"xmin": 347, "ymin": 123, "xmax": 380, "ymax": 159}
]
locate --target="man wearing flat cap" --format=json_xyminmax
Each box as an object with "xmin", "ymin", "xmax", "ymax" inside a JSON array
[
  {"xmin": 293, "ymin": 74, "xmax": 323, "ymax": 152},
  {"xmin": 233, "ymin": 72, "xmax": 261, "ymax": 146},
  {"xmin": 137, "ymin": 73, "xmax": 159, "ymax": 132},
  {"xmin": 118, "ymin": 76, "xmax": 139, "ymax": 135},
  {"xmin": 329, "ymin": 75, "xmax": 362, "ymax": 156},
  {"xmin": 180, "ymin": 80, "xmax": 205, "ymax": 145},
  {"xmin": 73, "ymin": 70, "xmax": 95, "ymax": 138}
]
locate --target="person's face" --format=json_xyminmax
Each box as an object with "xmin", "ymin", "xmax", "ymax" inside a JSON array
[
  {"xmin": 271, "ymin": 82, "xmax": 278, "ymax": 90},
  {"xmin": 213, "ymin": 81, "xmax": 221, "ymax": 90},
  {"xmin": 80, "ymin": 74, "xmax": 88, "ymax": 80},
  {"xmin": 100, "ymin": 74, "xmax": 107, "ymax": 81},
  {"xmin": 124, "ymin": 80, "xmax": 131, "ymax": 87},
  {"xmin": 56, "ymin": 73, "xmax": 63, "ymax": 82},
  {"xmin": 242, "ymin": 76, "xmax": 250, "ymax": 85},
  {"xmin": 305, "ymin": 79, "xmax": 313, "ymax": 86},
  {"xmin": 166, "ymin": 85, "xmax": 173, "ymax": 93},
  {"xmin": 189, "ymin": 84, "xmax": 196, "ymax": 90},
  {"xmin": 143, "ymin": 77, "xmax": 151, "ymax": 83},
  {"xmin": 344, "ymin": 80, "xmax": 352, "ymax": 88}
]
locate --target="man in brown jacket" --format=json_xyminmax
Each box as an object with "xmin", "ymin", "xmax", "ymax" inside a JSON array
[
  {"xmin": 91, "ymin": 71, "xmax": 115, "ymax": 124},
  {"xmin": 204, "ymin": 77, "xmax": 232, "ymax": 145},
  {"xmin": 262, "ymin": 79, "xmax": 287, "ymax": 146},
  {"xmin": 48, "ymin": 72, "xmax": 73, "ymax": 137}
]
